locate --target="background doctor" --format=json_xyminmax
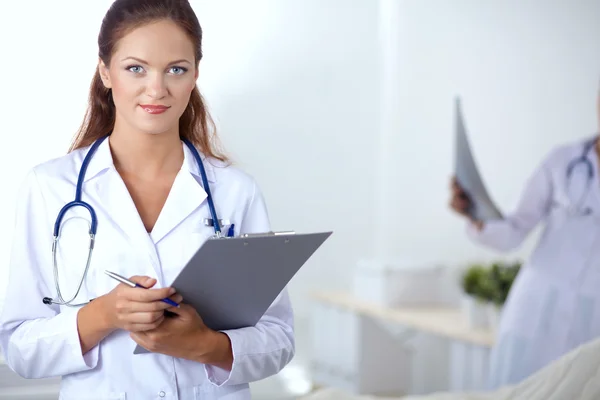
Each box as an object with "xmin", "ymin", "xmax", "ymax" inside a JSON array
[
  {"xmin": 0, "ymin": 0, "xmax": 294, "ymax": 399},
  {"xmin": 450, "ymin": 124, "xmax": 600, "ymax": 388}
]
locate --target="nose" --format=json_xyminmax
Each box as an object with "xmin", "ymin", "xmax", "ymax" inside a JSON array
[{"xmin": 146, "ymin": 72, "xmax": 168, "ymax": 99}]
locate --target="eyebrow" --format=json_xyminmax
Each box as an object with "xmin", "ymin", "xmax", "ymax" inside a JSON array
[{"xmin": 121, "ymin": 56, "xmax": 192, "ymax": 65}]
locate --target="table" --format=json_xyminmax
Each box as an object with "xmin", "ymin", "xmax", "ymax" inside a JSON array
[
  {"xmin": 308, "ymin": 291, "xmax": 496, "ymax": 396},
  {"xmin": 310, "ymin": 291, "xmax": 494, "ymax": 347}
]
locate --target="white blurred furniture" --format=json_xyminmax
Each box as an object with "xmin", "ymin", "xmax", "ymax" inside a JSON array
[
  {"xmin": 309, "ymin": 291, "xmax": 495, "ymax": 397},
  {"xmin": 0, "ymin": 354, "xmax": 60, "ymax": 399},
  {"xmin": 302, "ymin": 334, "xmax": 600, "ymax": 400}
]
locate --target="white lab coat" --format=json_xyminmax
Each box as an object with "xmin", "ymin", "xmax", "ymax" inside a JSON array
[
  {"xmin": 0, "ymin": 139, "xmax": 295, "ymax": 400},
  {"xmin": 466, "ymin": 136, "xmax": 600, "ymax": 389}
]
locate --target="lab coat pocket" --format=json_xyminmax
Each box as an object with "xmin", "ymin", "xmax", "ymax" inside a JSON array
[{"xmin": 533, "ymin": 208, "xmax": 597, "ymax": 280}]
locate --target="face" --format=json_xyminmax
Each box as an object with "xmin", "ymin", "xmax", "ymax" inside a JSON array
[{"xmin": 98, "ymin": 19, "xmax": 199, "ymax": 136}]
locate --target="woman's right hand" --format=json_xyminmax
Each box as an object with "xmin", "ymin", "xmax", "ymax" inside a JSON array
[
  {"xmin": 449, "ymin": 176, "xmax": 484, "ymax": 230},
  {"xmin": 100, "ymin": 276, "xmax": 183, "ymax": 333},
  {"xmin": 449, "ymin": 176, "xmax": 472, "ymax": 217}
]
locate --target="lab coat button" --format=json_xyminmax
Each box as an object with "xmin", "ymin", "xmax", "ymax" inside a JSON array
[{"xmin": 159, "ymin": 391, "xmax": 166, "ymax": 397}]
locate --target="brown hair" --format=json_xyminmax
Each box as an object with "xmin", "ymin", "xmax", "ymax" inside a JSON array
[{"xmin": 68, "ymin": 0, "xmax": 227, "ymax": 162}]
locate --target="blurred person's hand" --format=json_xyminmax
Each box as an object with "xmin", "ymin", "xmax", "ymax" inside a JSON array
[{"xmin": 449, "ymin": 176, "xmax": 483, "ymax": 230}]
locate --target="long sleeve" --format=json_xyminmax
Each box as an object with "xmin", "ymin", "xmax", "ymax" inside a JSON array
[
  {"xmin": 0, "ymin": 169, "xmax": 99, "ymax": 379},
  {"xmin": 204, "ymin": 180, "xmax": 295, "ymax": 386},
  {"xmin": 466, "ymin": 151, "xmax": 555, "ymax": 252}
]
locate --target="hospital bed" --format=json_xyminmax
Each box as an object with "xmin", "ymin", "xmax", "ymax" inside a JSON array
[{"xmin": 300, "ymin": 334, "xmax": 600, "ymax": 400}]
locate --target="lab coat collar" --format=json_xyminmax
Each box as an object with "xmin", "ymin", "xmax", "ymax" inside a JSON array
[
  {"xmin": 150, "ymin": 143, "xmax": 213, "ymax": 244},
  {"xmin": 587, "ymin": 139, "xmax": 600, "ymax": 209},
  {"xmin": 181, "ymin": 140, "xmax": 217, "ymax": 184},
  {"xmin": 81, "ymin": 137, "xmax": 113, "ymax": 183},
  {"xmin": 585, "ymin": 137, "xmax": 598, "ymax": 162},
  {"xmin": 81, "ymin": 136, "xmax": 217, "ymax": 281},
  {"xmin": 82, "ymin": 136, "xmax": 217, "ymax": 184}
]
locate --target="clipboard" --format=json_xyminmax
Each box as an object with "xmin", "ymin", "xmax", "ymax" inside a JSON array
[{"xmin": 133, "ymin": 230, "xmax": 333, "ymax": 354}]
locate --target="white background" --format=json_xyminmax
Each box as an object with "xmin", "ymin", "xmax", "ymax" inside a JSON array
[{"xmin": 1, "ymin": 0, "xmax": 600, "ymax": 322}]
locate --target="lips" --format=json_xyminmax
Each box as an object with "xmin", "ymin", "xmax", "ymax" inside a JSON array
[{"xmin": 140, "ymin": 104, "xmax": 170, "ymax": 114}]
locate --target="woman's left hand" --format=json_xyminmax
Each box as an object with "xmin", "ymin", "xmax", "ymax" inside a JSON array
[{"xmin": 130, "ymin": 303, "xmax": 231, "ymax": 365}]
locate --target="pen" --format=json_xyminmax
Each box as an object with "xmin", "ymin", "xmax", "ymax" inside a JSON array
[
  {"xmin": 227, "ymin": 223, "xmax": 235, "ymax": 237},
  {"xmin": 104, "ymin": 270, "xmax": 180, "ymax": 308}
]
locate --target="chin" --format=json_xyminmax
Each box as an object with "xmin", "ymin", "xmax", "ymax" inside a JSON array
[{"xmin": 136, "ymin": 121, "xmax": 178, "ymax": 136}]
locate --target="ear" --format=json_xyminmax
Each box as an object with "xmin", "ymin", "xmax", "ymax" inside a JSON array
[
  {"xmin": 189, "ymin": 66, "xmax": 199, "ymax": 93},
  {"xmin": 98, "ymin": 59, "xmax": 112, "ymax": 89}
]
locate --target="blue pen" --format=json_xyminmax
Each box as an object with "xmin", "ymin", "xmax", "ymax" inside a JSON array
[
  {"xmin": 104, "ymin": 270, "xmax": 180, "ymax": 308},
  {"xmin": 227, "ymin": 223, "xmax": 235, "ymax": 237}
]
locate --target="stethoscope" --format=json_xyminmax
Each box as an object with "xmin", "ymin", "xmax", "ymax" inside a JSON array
[
  {"xmin": 554, "ymin": 136, "xmax": 598, "ymax": 216},
  {"xmin": 43, "ymin": 135, "xmax": 228, "ymax": 307}
]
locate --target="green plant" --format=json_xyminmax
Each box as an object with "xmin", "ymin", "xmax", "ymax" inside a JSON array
[
  {"xmin": 461, "ymin": 261, "xmax": 521, "ymax": 306},
  {"xmin": 474, "ymin": 271, "xmax": 498, "ymax": 303},
  {"xmin": 461, "ymin": 264, "xmax": 487, "ymax": 298},
  {"xmin": 488, "ymin": 261, "xmax": 521, "ymax": 306}
]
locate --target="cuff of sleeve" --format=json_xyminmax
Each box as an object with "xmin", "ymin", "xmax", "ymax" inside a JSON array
[
  {"xmin": 466, "ymin": 218, "xmax": 513, "ymax": 251},
  {"xmin": 465, "ymin": 220, "xmax": 484, "ymax": 240},
  {"xmin": 466, "ymin": 218, "xmax": 498, "ymax": 241},
  {"xmin": 70, "ymin": 308, "xmax": 99, "ymax": 370},
  {"xmin": 204, "ymin": 330, "xmax": 245, "ymax": 387}
]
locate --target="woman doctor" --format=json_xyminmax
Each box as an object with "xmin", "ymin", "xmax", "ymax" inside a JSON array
[
  {"xmin": 450, "ymin": 129, "xmax": 600, "ymax": 388},
  {"xmin": 0, "ymin": 0, "xmax": 294, "ymax": 399}
]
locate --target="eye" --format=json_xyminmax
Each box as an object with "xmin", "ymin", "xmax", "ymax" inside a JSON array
[
  {"xmin": 169, "ymin": 66, "xmax": 188, "ymax": 75},
  {"xmin": 127, "ymin": 65, "xmax": 145, "ymax": 74}
]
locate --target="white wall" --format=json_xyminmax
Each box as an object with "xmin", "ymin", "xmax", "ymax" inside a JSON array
[
  {"xmin": 375, "ymin": 0, "xmax": 600, "ymax": 267},
  {"xmin": 198, "ymin": 0, "xmax": 600, "ymax": 319},
  {"xmin": 195, "ymin": 0, "xmax": 382, "ymax": 318},
  {"xmin": 2, "ymin": 0, "xmax": 600, "ymax": 323}
]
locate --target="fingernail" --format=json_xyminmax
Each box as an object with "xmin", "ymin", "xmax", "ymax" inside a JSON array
[{"xmin": 169, "ymin": 288, "xmax": 176, "ymax": 295}]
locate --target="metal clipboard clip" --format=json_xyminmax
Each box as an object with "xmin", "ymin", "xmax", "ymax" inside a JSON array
[
  {"xmin": 240, "ymin": 231, "xmax": 296, "ymax": 238},
  {"xmin": 238, "ymin": 231, "xmax": 297, "ymax": 245}
]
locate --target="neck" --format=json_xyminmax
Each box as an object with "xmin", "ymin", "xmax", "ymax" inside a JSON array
[{"xmin": 108, "ymin": 129, "xmax": 183, "ymax": 178}]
